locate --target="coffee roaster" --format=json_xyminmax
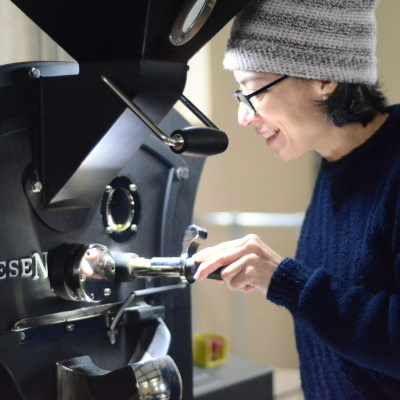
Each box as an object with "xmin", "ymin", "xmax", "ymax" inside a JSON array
[{"xmin": 0, "ymin": 0, "xmax": 253, "ymax": 399}]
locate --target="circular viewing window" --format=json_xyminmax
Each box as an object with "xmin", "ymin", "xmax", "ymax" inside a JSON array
[
  {"xmin": 182, "ymin": 0, "xmax": 207, "ymax": 33},
  {"xmin": 102, "ymin": 176, "xmax": 141, "ymax": 242},
  {"xmin": 170, "ymin": 0, "xmax": 217, "ymax": 46},
  {"xmin": 106, "ymin": 187, "xmax": 135, "ymax": 232}
]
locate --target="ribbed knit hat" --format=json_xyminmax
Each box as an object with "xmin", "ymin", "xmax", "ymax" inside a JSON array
[{"xmin": 223, "ymin": 0, "xmax": 378, "ymax": 84}]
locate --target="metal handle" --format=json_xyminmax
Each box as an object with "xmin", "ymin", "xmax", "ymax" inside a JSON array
[
  {"xmin": 183, "ymin": 257, "xmax": 224, "ymax": 283},
  {"xmin": 101, "ymin": 76, "xmax": 228, "ymax": 157},
  {"xmin": 114, "ymin": 225, "xmax": 225, "ymax": 283},
  {"xmin": 101, "ymin": 75, "xmax": 180, "ymax": 147},
  {"xmin": 181, "ymin": 224, "xmax": 207, "ymax": 257}
]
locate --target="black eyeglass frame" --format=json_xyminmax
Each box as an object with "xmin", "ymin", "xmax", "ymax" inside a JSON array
[{"xmin": 233, "ymin": 75, "xmax": 289, "ymax": 115}]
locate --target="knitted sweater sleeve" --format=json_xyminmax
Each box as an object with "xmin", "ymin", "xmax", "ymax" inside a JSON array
[{"xmin": 267, "ymin": 257, "xmax": 400, "ymax": 380}]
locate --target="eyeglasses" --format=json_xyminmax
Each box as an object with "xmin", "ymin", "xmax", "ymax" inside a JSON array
[{"xmin": 233, "ymin": 75, "xmax": 288, "ymax": 115}]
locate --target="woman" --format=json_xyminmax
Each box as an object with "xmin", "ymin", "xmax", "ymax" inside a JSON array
[{"xmin": 194, "ymin": 0, "xmax": 400, "ymax": 398}]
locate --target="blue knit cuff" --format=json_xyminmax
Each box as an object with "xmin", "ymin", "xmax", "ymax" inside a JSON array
[{"xmin": 267, "ymin": 258, "xmax": 313, "ymax": 313}]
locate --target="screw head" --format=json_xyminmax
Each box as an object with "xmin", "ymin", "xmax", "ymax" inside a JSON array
[
  {"xmin": 29, "ymin": 67, "xmax": 41, "ymax": 79},
  {"xmin": 129, "ymin": 184, "xmax": 137, "ymax": 192},
  {"xmin": 31, "ymin": 180, "xmax": 43, "ymax": 193},
  {"xmin": 66, "ymin": 324, "xmax": 75, "ymax": 332},
  {"xmin": 106, "ymin": 226, "xmax": 114, "ymax": 234},
  {"xmin": 104, "ymin": 288, "xmax": 112, "ymax": 296},
  {"xmin": 130, "ymin": 224, "xmax": 138, "ymax": 232},
  {"xmin": 176, "ymin": 167, "xmax": 189, "ymax": 181}
]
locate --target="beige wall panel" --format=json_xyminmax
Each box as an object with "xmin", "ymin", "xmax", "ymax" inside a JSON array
[
  {"xmin": 376, "ymin": 0, "xmax": 400, "ymax": 104},
  {"xmin": 0, "ymin": 1, "xmax": 40, "ymax": 64},
  {"xmin": 0, "ymin": 0, "xmax": 73, "ymax": 64}
]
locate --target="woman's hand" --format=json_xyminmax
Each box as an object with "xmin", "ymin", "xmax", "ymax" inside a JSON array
[{"xmin": 193, "ymin": 234, "xmax": 283, "ymax": 295}]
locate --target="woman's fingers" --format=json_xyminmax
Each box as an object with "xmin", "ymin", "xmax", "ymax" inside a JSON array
[
  {"xmin": 194, "ymin": 236, "xmax": 256, "ymax": 261},
  {"xmin": 193, "ymin": 248, "xmax": 236, "ymax": 281},
  {"xmin": 193, "ymin": 234, "xmax": 282, "ymax": 294},
  {"xmin": 194, "ymin": 244, "xmax": 260, "ymax": 281},
  {"xmin": 223, "ymin": 254, "xmax": 274, "ymax": 295},
  {"xmin": 194, "ymin": 234, "xmax": 274, "ymax": 280}
]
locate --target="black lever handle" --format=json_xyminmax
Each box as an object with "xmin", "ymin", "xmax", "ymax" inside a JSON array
[
  {"xmin": 207, "ymin": 267, "xmax": 225, "ymax": 280},
  {"xmin": 171, "ymin": 127, "xmax": 228, "ymax": 157},
  {"xmin": 102, "ymin": 76, "xmax": 228, "ymax": 157},
  {"xmin": 184, "ymin": 258, "xmax": 225, "ymax": 283}
]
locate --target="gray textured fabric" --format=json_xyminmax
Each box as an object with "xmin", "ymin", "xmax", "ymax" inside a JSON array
[{"xmin": 223, "ymin": 0, "xmax": 378, "ymax": 84}]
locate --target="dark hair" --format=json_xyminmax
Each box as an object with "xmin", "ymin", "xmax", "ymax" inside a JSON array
[{"xmin": 318, "ymin": 82, "xmax": 387, "ymax": 127}]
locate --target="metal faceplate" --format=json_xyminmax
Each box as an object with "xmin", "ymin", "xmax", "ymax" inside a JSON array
[{"xmin": 49, "ymin": 243, "xmax": 116, "ymax": 303}]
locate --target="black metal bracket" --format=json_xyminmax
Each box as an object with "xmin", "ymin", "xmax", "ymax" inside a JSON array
[{"xmin": 11, "ymin": 283, "xmax": 186, "ymax": 345}]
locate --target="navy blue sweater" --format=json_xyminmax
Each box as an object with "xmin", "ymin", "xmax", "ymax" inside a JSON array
[{"xmin": 267, "ymin": 105, "xmax": 400, "ymax": 399}]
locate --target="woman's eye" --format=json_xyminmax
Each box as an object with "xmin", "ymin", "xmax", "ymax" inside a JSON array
[{"xmin": 253, "ymin": 91, "xmax": 267, "ymax": 100}]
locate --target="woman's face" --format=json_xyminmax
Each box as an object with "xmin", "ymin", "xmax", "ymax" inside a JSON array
[{"xmin": 233, "ymin": 70, "xmax": 333, "ymax": 161}]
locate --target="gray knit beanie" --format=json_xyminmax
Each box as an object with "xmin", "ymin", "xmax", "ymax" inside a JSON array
[{"xmin": 223, "ymin": 0, "xmax": 378, "ymax": 84}]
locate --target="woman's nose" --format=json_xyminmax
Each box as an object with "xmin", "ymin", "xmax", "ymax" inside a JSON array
[{"xmin": 237, "ymin": 103, "xmax": 259, "ymax": 127}]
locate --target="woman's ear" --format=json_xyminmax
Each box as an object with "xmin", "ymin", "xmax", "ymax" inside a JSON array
[{"xmin": 311, "ymin": 80, "xmax": 338, "ymax": 100}]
